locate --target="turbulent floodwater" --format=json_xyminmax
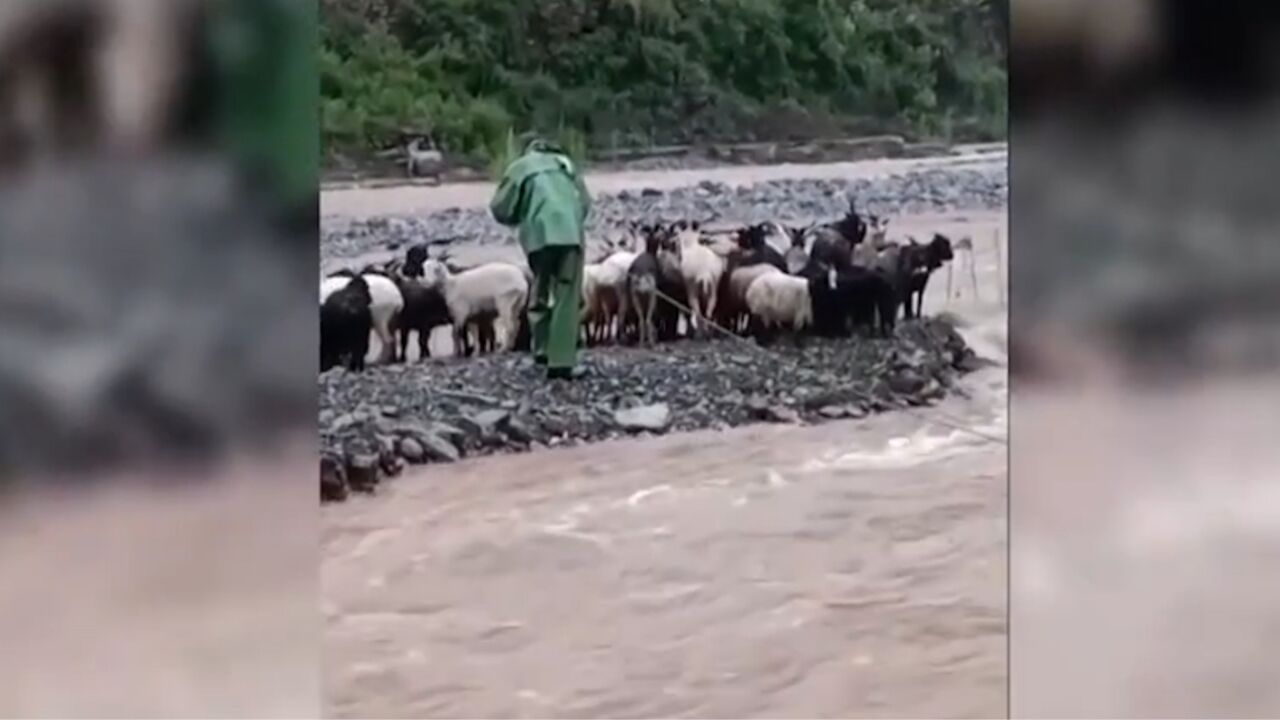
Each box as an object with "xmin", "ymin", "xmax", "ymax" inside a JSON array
[{"xmin": 322, "ymin": 153, "xmax": 1009, "ymax": 718}]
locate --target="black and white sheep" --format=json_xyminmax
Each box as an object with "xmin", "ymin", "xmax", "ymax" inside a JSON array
[
  {"xmin": 320, "ymin": 275, "xmax": 372, "ymax": 372},
  {"xmin": 321, "ymin": 269, "xmax": 404, "ymax": 364}
]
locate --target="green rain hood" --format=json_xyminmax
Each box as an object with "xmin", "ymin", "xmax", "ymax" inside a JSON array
[{"xmin": 490, "ymin": 150, "xmax": 591, "ymax": 255}]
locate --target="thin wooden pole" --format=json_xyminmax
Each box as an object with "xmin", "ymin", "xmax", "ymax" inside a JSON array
[{"xmin": 992, "ymin": 229, "xmax": 1006, "ymax": 308}]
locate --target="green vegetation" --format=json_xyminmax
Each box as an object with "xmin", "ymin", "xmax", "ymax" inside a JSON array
[{"xmin": 321, "ymin": 0, "xmax": 1006, "ymax": 168}]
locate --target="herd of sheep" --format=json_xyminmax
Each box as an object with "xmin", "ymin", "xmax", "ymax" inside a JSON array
[{"xmin": 319, "ymin": 201, "xmax": 959, "ymax": 373}]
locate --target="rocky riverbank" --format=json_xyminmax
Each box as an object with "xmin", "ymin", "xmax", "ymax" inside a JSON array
[
  {"xmin": 320, "ymin": 164, "xmax": 1007, "ymax": 263},
  {"xmin": 320, "ymin": 317, "xmax": 987, "ymax": 502}
]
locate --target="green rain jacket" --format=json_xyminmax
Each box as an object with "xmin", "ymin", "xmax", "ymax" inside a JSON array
[{"xmin": 489, "ymin": 150, "xmax": 591, "ymax": 255}]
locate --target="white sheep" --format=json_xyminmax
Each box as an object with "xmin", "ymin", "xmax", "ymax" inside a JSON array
[
  {"xmin": 722, "ymin": 263, "xmax": 783, "ymax": 333},
  {"xmin": 421, "ymin": 260, "xmax": 530, "ymax": 354},
  {"xmin": 581, "ymin": 250, "xmax": 635, "ymax": 344},
  {"xmin": 671, "ymin": 228, "xmax": 726, "ymax": 337},
  {"xmin": 744, "ymin": 272, "xmax": 813, "ymax": 343},
  {"xmin": 321, "ymin": 271, "xmax": 404, "ymax": 364}
]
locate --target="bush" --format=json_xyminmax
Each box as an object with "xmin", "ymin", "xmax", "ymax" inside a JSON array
[{"xmin": 321, "ymin": 0, "xmax": 1006, "ymax": 166}]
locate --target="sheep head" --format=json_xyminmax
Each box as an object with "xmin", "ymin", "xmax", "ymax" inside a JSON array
[
  {"xmin": 404, "ymin": 243, "xmax": 430, "ymax": 271},
  {"xmin": 420, "ymin": 259, "xmax": 451, "ymax": 289},
  {"xmin": 867, "ymin": 215, "xmax": 891, "ymax": 248},
  {"xmin": 345, "ymin": 274, "xmax": 373, "ymax": 302},
  {"xmin": 926, "ymin": 233, "xmax": 955, "ymax": 268},
  {"xmin": 787, "ymin": 225, "xmax": 807, "ymax": 249}
]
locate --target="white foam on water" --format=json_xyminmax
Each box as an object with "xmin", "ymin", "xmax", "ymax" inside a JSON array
[{"xmin": 624, "ymin": 484, "xmax": 675, "ymax": 508}]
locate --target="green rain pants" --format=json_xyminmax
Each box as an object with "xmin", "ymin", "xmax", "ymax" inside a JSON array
[{"xmin": 528, "ymin": 246, "xmax": 584, "ymax": 371}]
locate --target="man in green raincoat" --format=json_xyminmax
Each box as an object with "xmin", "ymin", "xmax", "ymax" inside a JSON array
[{"xmin": 490, "ymin": 139, "xmax": 591, "ymax": 379}]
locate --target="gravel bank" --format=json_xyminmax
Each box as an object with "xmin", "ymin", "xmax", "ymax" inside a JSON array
[
  {"xmin": 321, "ymin": 164, "xmax": 1007, "ymax": 263},
  {"xmin": 320, "ymin": 317, "xmax": 987, "ymax": 501}
]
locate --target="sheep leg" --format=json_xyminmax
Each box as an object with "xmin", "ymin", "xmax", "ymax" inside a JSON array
[
  {"xmin": 915, "ymin": 275, "xmax": 930, "ymax": 318},
  {"xmin": 452, "ymin": 323, "xmax": 468, "ymax": 358},
  {"xmin": 618, "ymin": 290, "xmax": 632, "ymax": 345},
  {"xmin": 484, "ymin": 318, "xmax": 499, "ymax": 353},
  {"xmin": 968, "ymin": 252, "xmax": 979, "ymax": 302},
  {"xmin": 631, "ymin": 289, "xmax": 646, "ymax": 346},
  {"xmin": 502, "ymin": 293, "xmax": 525, "ymax": 353},
  {"xmin": 685, "ymin": 280, "xmax": 702, "ymax": 339},
  {"xmin": 491, "ymin": 316, "xmax": 509, "ymax": 353},
  {"xmin": 748, "ymin": 316, "xmax": 766, "ymax": 346},
  {"xmin": 397, "ymin": 322, "xmax": 410, "ymax": 362},
  {"xmin": 643, "ymin": 295, "xmax": 657, "ymax": 346},
  {"xmin": 419, "ymin": 327, "xmax": 431, "ymax": 360},
  {"xmin": 351, "ymin": 326, "xmax": 369, "ymax": 372},
  {"xmin": 372, "ymin": 316, "xmax": 394, "ymax": 364},
  {"xmin": 704, "ymin": 284, "xmax": 719, "ymax": 339},
  {"xmin": 579, "ymin": 298, "xmax": 596, "ymax": 347}
]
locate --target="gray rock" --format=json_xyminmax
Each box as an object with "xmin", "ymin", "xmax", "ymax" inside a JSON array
[
  {"xmin": 320, "ymin": 454, "xmax": 347, "ymax": 503},
  {"xmin": 375, "ymin": 434, "xmax": 397, "ymax": 457},
  {"xmin": 766, "ymin": 405, "xmax": 801, "ymax": 424},
  {"xmin": 473, "ymin": 409, "xmax": 511, "ymax": 433},
  {"xmin": 614, "ymin": 403, "xmax": 671, "ymax": 432},
  {"xmin": 420, "ymin": 433, "xmax": 461, "ymax": 463},
  {"xmin": 888, "ymin": 370, "xmax": 926, "ymax": 395},
  {"xmin": 330, "ymin": 412, "xmax": 360, "ymax": 433},
  {"xmin": 398, "ymin": 437, "xmax": 426, "ymax": 463},
  {"xmin": 818, "ymin": 405, "xmax": 848, "ymax": 419},
  {"xmin": 506, "ymin": 417, "xmax": 535, "ymax": 444},
  {"xmin": 431, "ymin": 421, "xmax": 468, "ymax": 447},
  {"xmin": 346, "ymin": 453, "xmax": 381, "ymax": 493},
  {"xmin": 542, "ymin": 415, "xmax": 570, "ymax": 436}
]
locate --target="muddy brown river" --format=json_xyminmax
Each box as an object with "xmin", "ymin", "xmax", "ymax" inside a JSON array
[{"xmin": 322, "ymin": 155, "xmax": 1009, "ymax": 718}]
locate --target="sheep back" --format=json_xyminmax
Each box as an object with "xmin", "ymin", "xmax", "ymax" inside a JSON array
[{"xmin": 745, "ymin": 273, "xmax": 813, "ymax": 330}]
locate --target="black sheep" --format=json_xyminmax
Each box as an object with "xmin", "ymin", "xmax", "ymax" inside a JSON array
[
  {"xmin": 840, "ymin": 266, "xmax": 899, "ymax": 337},
  {"xmin": 808, "ymin": 202, "xmax": 868, "ymax": 271},
  {"xmin": 736, "ymin": 224, "xmax": 787, "ymax": 272},
  {"xmin": 903, "ymin": 234, "xmax": 955, "ymax": 319},
  {"xmin": 321, "ymin": 275, "xmax": 373, "ymax": 372},
  {"xmin": 799, "ymin": 259, "xmax": 898, "ymax": 339},
  {"xmin": 393, "ymin": 278, "xmax": 452, "ymax": 361},
  {"xmin": 403, "ymin": 243, "xmax": 430, "ymax": 278},
  {"xmin": 869, "ymin": 244, "xmax": 928, "ymax": 322}
]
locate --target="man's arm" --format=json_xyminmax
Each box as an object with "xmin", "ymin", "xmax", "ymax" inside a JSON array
[
  {"xmin": 573, "ymin": 171, "xmax": 591, "ymax": 223},
  {"xmin": 489, "ymin": 171, "xmax": 524, "ymax": 227}
]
